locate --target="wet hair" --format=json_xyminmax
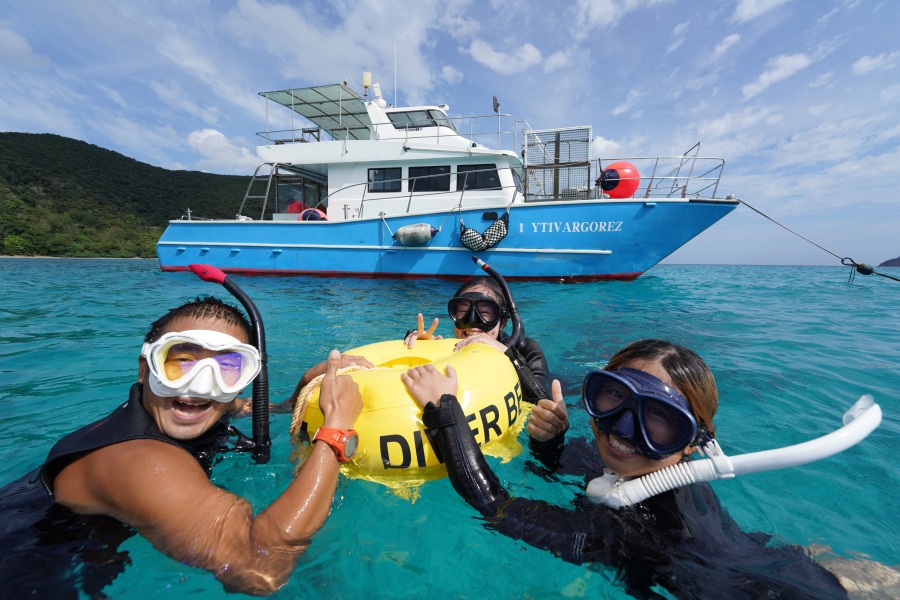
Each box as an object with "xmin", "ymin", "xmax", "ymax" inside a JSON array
[
  {"xmin": 453, "ymin": 276, "xmax": 509, "ymax": 329},
  {"xmin": 605, "ymin": 339, "xmax": 718, "ymax": 439},
  {"xmin": 144, "ymin": 296, "xmax": 252, "ymax": 344}
]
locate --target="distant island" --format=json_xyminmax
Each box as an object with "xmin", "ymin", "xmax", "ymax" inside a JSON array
[
  {"xmin": 879, "ymin": 257, "xmax": 900, "ymax": 267},
  {"xmin": 0, "ymin": 132, "xmax": 247, "ymax": 257}
]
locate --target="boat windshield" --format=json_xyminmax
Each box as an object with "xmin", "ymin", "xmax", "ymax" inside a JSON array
[{"xmin": 388, "ymin": 110, "xmax": 457, "ymax": 132}]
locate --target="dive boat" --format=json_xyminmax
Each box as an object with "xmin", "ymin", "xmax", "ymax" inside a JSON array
[{"xmin": 156, "ymin": 77, "xmax": 739, "ymax": 281}]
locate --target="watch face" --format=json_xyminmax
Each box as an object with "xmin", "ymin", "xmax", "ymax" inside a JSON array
[{"xmin": 344, "ymin": 433, "xmax": 359, "ymax": 458}]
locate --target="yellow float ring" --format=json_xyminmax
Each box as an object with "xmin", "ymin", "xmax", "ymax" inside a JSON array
[{"xmin": 290, "ymin": 339, "xmax": 528, "ymax": 488}]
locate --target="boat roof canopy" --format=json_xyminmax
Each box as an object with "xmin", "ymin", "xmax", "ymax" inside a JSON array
[{"xmin": 261, "ymin": 83, "xmax": 372, "ymax": 141}]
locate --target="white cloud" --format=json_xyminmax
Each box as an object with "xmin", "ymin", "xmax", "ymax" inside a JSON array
[
  {"xmin": 696, "ymin": 105, "xmax": 780, "ymax": 141},
  {"xmin": 89, "ymin": 113, "xmax": 181, "ymax": 167},
  {"xmin": 467, "ymin": 39, "xmax": 542, "ymax": 75},
  {"xmin": 441, "ymin": 65, "xmax": 463, "ymax": 84},
  {"xmin": 809, "ymin": 72, "xmax": 832, "ymax": 88},
  {"xmin": 667, "ymin": 21, "xmax": 689, "ymax": 52},
  {"xmin": 221, "ymin": 0, "xmax": 440, "ymax": 103},
  {"xmin": 572, "ymin": 0, "xmax": 672, "ymax": 35},
  {"xmin": 612, "ymin": 89, "xmax": 643, "ymax": 116},
  {"xmin": 148, "ymin": 79, "xmax": 221, "ymax": 126},
  {"xmin": 592, "ymin": 135, "xmax": 621, "ymax": 157},
  {"xmin": 186, "ymin": 129, "xmax": 260, "ymax": 174},
  {"xmin": 96, "ymin": 84, "xmax": 127, "ymax": 109},
  {"xmin": 852, "ymin": 51, "xmax": 900, "ymax": 75},
  {"xmin": 880, "ymin": 83, "xmax": 900, "ymax": 103},
  {"xmin": 713, "ymin": 34, "xmax": 741, "ymax": 58},
  {"xmin": 0, "ymin": 71, "xmax": 86, "ymax": 138},
  {"xmin": 0, "ymin": 27, "xmax": 51, "ymax": 68},
  {"xmin": 742, "ymin": 53, "xmax": 812, "ymax": 99},
  {"xmin": 732, "ymin": 0, "xmax": 792, "ymax": 23},
  {"xmin": 543, "ymin": 51, "xmax": 569, "ymax": 73},
  {"xmin": 154, "ymin": 34, "xmax": 263, "ymax": 123}
]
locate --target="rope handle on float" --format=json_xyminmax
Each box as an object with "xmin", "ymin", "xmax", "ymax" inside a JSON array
[
  {"xmin": 587, "ymin": 394, "xmax": 882, "ymax": 508},
  {"xmin": 188, "ymin": 264, "xmax": 271, "ymax": 464},
  {"xmin": 288, "ymin": 364, "xmax": 376, "ymax": 439}
]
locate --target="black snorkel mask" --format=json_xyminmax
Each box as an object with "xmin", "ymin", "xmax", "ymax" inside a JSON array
[
  {"xmin": 189, "ymin": 264, "xmax": 271, "ymax": 464},
  {"xmin": 448, "ymin": 292, "xmax": 508, "ymax": 332}
]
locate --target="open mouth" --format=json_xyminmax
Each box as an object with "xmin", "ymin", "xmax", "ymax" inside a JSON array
[
  {"xmin": 606, "ymin": 434, "xmax": 638, "ymax": 457},
  {"xmin": 172, "ymin": 398, "xmax": 213, "ymax": 415}
]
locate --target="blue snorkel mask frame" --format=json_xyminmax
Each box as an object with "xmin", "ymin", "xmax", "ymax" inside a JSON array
[{"xmin": 582, "ymin": 367, "xmax": 710, "ymax": 460}]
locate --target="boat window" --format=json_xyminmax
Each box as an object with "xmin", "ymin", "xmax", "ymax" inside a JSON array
[
  {"xmin": 409, "ymin": 166, "xmax": 450, "ymax": 192},
  {"xmin": 457, "ymin": 164, "xmax": 502, "ymax": 190},
  {"xmin": 429, "ymin": 110, "xmax": 457, "ymax": 132},
  {"xmin": 511, "ymin": 169, "xmax": 524, "ymax": 194},
  {"xmin": 368, "ymin": 168, "xmax": 402, "ymax": 193}
]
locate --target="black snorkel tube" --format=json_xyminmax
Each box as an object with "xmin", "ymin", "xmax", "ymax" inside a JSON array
[
  {"xmin": 471, "ymin": 255, "xmax": 524, "ymax": 349},
  {"xmin": 472, "ymin": 256, "xmax": 550, "ymax": 400},
  {"xmin": 189, "ymin": 264, "xmax": 271, "ymax": 464}
]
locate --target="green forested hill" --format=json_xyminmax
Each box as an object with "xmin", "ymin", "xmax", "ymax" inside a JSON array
[{"xmin": 0, "ymin": 132, "xmax": 250, "ymax": 257}]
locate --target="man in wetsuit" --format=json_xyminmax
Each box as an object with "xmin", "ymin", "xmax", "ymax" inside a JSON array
[{"xmin": 0, "ymin": 296, "xmax": 362, "ymax": 597}]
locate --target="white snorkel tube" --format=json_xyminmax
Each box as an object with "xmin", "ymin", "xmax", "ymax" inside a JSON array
[{"xmin": 587, "ymin": 395, "xmax": 882, "ymax": 508}]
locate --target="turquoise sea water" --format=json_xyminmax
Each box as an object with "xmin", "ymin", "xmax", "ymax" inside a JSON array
[{"xmin": 0, "ymin": 258, "xmax": 897, "ymax": 598}]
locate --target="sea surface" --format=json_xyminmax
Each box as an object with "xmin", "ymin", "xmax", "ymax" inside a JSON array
[{"xmin": 0, "ymin": 258, "xmax": 897, "ymax": 598}]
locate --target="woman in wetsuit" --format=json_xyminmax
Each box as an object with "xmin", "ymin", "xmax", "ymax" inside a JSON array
[
  {"xmin": 400, "ymin": 339, "xmax": 848, "ymax": 599},
  {"xmin": 404, "ymin": 276, "xmax": 568, "ymax": 443}
]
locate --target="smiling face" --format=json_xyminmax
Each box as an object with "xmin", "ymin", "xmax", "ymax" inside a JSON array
[
  {"xmin": 139, "ymin": 316, "xmax": 245, "ymax": 440},
  {"xmin": 451, "ymin": 284, "xmax": 504, "ymax": 340},
  {"xmin": 591, "ymin": 358, "xmax": 694, "ymax": 477}
]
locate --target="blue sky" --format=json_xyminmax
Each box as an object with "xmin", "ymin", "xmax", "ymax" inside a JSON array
[{"xmin": 1, "ymin": 0, "xmax": 898, "ymax": 266}]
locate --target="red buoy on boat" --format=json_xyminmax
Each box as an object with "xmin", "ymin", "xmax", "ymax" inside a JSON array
[{"xmin": 599, "ymin": 161, "xmax": 640, "ymax": 198}]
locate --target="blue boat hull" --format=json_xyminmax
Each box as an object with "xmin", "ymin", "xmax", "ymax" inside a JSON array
[{"xmin": 156, "ymin": 199, "xmax": 737, "ymax": 281}]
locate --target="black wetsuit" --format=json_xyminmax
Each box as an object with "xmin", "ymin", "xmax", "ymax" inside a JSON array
[
  {"xmin": 498, "ymin": 332, "xmax": 551, "ymax": 404},
  {"xmin": 422, "ymin": 395, "xmax": 848, "ymax": 600},
  {"xmin": 0, "ymin": 383, "xmax": 236, "ymax": 598}
]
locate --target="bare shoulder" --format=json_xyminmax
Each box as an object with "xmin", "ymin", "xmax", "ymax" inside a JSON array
[{"xmin": 55, "ymin": 438, "xmax": 233, "ymax": 524}]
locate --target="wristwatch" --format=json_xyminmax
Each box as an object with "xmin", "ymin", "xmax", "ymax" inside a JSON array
[{"xmin": 313, "ymin": 427, "xmax": 359, "ymax": 463}]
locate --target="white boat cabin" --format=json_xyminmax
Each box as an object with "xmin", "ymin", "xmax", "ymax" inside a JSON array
[{"xmin": 248, "ymin": 82, "xmax": 527, "ymax": 222}]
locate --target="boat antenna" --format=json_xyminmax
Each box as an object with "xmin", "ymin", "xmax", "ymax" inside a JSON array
[
  {"xmin": 493, "ymin": 96, "xmax": 500, "ymax": 148},
  {"xmin": 189, "ymin": 264, "xmax": 271, "ymax": 464},
  {"xmin": 472, "ymin": 255, "xmax": 523, "ymax": 349}
]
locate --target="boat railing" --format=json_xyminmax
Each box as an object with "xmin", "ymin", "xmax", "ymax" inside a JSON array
[
  {"xmin": 592, "ymin": 153, "xmax": 726, "ymax": 200},
  {"xmin": 256, "ymin": 113, "xmax": 532, "ymax": 151},
  {"xmin": 238, "ymin": 157, "xmax": 728, "ymax": 221}
]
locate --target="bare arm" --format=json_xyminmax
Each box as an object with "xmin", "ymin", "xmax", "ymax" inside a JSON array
[{"xmin": 54, "ymin": 350, "xmax": 362, "ymax": 595}]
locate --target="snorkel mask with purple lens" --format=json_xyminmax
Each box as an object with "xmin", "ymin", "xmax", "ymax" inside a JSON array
[
  {"xmin": 582, "ymin": 367, "xmax": 710, "ymax": 460},
  {"xmin": 141, "ymin": 329, "xmax": 261, "ymax": 402}
]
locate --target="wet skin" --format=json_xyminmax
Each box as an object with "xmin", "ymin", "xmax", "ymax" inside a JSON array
[{"xmin": 52, "ymin": 317, "xmax": 362, "ymax": 595}]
